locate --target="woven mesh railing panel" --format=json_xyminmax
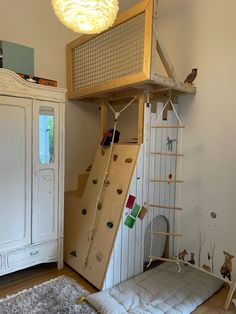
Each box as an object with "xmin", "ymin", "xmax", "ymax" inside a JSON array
[{"xmin": 72, "ymin": 13, "xmax": 145, "ymax": 91}]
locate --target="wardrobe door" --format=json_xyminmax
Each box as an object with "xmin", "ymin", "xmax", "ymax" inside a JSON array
[
  {"xmin": 32, "ymin": 100, "xmax": 59, "ymax": 243},
  {"xmin": 0, "ymin": 95, "xmax": 32, "ymax": 251}
]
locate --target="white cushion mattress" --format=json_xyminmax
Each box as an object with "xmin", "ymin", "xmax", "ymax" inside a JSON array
[{"xmin": 87, "ymin": 262, "xmax": 223, "ymax": 314}]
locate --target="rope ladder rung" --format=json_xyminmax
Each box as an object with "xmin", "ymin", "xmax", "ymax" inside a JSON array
[
  {"xmin": 151, "ymin": 125, "xmax": 185, "ymax": 129},
  {"xmin": 149, "ymin": 256, "xmax": 177, "ymax": 263},
  {"xmin": 150, "ymin": 230, "xmax": 182, "ymax": 237},
  {"xmin": 149, "ymin": 204, "xmax": 183, "ymax": 210},
  {"xmin": 150, "ymin": 152, "xmax": 184, "ymax": 157},
  {"xmin": 150, "ymin": 179, "xmax": 184, "ymax": 184}
]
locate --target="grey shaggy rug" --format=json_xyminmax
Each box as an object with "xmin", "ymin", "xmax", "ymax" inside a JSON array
[{"xmin": 0, "ymin": 276, "xmax": 97, "ymax": 313}]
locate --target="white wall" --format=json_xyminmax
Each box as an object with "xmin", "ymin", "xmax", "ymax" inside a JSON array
[
  {"xmin": 158, "ymin": 0, "xmax": 236, "ymax": 277},
  {"xmin": 0, "ymin": 0, "xmax": 101, "ymax": 191},
  {"xmin": 0, "ymin": 0, "xmax": 144, "ymax": 192}
]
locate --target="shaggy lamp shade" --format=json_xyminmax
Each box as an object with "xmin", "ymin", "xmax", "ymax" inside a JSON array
[{"xmin": 51, "ymin": 0, "xmax": 119, "ymax": 34}]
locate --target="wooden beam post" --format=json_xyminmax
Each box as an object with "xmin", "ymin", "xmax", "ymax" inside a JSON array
[
  {"xmin": 155, "ymin": 31, "xmax": 179, "ymax": 82},
  {"xmin": 100, "ymin": 102, "xmax": 107, "ymax": 139},
  {"xmin": 138, "ymin": 94, "xmax": 145, "ymax": 143},
  {"xmin": 224, "ymin": 280, "xmax": 236, "ymax": 311}
]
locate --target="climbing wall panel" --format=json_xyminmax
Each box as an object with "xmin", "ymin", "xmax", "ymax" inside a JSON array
[{"xmin": 64, "ymin": 144, "xmax": 140, "ymax": 289}]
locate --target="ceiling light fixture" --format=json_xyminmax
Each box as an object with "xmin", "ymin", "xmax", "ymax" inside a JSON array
[{"xmin": 51, "ymin": 0, "xmax": 119, "ymax": 34}]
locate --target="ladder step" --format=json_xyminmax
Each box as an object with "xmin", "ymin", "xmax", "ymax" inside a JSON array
[
  {"xmin": 150, "ymin": 179, "xmax": 184, "ymax": 184},
  {"xmin": 151, "ymin": 125, "xmax": 185, "ymax": 129},
  {"xmin": 149, "ymin": 256, "xmax": 177, "ymax": 263},
  {"xmin": 150, "ymin": 152, "xmax": 184, "ymax": 157},
  {"xmin": 149, "ymin": 204, "xmax": 183, "ymax": 210},
  {"xmin": 150, "ymin": 231, "xmax": 182, "ymax": 237}
]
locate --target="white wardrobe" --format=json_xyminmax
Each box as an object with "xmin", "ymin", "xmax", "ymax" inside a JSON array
[{"xmin": 0, "ymin": 69, "xmax": 66, "ymax": 275}]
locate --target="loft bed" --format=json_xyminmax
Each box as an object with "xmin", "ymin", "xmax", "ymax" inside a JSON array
[
  {"xmin": 64, "ymin": 1, "xmax": 236, "ymax": 310},
  {"xmin": 66, "ymin": 0, "xmax": 196, "ymax": 105}
]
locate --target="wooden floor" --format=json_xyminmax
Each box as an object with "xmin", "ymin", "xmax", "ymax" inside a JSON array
[{"xmin": 0, "ymin": 263, "xmax": 235, "ymax": 313}]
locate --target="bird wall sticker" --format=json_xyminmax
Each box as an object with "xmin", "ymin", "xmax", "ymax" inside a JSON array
[{"xmin": 184, "ymin": 68, "xmax": 198, "ymax": 84}]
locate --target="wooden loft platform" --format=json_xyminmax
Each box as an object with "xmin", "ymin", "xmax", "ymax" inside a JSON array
[
  {"xmin": 66, "ymin": 0, "xmax": 196, "ymax": 104},
  {"xmin": 72, "ymin": 77, "xmax": 196, "ymax": 105}
]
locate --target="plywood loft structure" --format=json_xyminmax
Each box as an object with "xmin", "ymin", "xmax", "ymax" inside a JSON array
[
  {"xmin": 66, "ymin": 0, "xmax": 196, "ymax": 134},
  {"xmin": 64, "ymin": 0, "xmax": 198, "ymax": 291}
]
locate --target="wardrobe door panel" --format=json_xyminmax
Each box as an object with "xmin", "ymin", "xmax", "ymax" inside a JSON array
[{"xmin": 0, "ymin": 96, "xmax": 31, "ymax": 251}]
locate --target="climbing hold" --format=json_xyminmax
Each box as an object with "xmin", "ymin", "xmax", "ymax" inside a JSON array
[
  {"xmin": 76, "ymin": 296, "xmax": 86, "ymax": 304},
  {"xmin": 107, "ymin": 221, "xmax": 114, "ymax": 229},
  {"xmin": 104, "ymin": 180, "xmax": 110, "ymax": 187},
  {"xmin": 86, "ymin": 164, "xmax": 92, "ymax": 172},
  {"xmin": 82, "ymin": 208, "xmax": 87, "ymax": 215},
  {"xmin": 211, "ymin": 212, "xmax": 217, "ymax": 219},
  {"xmin": 96, "ymin": 252, "xmax": 103, "ymax": 262},
  {"xmin": 125, "ymin": 158, "xmax": 133, "ymax": 163},
  {"xmin": 168, "ymin": 173, "xmax": 173, "ymax": 184},
  {"xmin": 101, "ymin": 149, "xmax": 105, "ymax": 156},
  {"xmin": 92, "ymin": 179, "xmax": 98, "ymax": 185},
  {"xmin": 70, "ymin": 250, "xmax": 77, "ymax": 257},
  {"xmin": 117, "ymin": 189, "xmax": 123, "ymax": 195},
  {"xmin": 113, "ymin": 154, "xmax": 118, "ymax": 161},
  {"xmin": 97, "ymin": 202, "xmax": 102, "ymax": 211}
]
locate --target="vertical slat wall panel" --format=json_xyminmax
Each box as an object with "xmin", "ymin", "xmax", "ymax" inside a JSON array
[{"xmin": 103, "ymin": 102, "xmax": 179, "ymax": 289}]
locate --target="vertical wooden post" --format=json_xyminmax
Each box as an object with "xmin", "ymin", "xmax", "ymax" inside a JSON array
[
  {"xmin": 138, "ymin": 94, "xmax": 144, "ymax": 144},
  {"xmin": 224, "ymin": 280, "xmax": 236, "ymax": 311},
  {"xmin": 100, "ymin": 102, "xmax": 107, "ymax": 139}
]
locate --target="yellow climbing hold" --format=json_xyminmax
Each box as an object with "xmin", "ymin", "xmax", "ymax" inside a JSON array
[{"xmin": 76, "ymin": 295, "xmax": 86, "ymax": 304}]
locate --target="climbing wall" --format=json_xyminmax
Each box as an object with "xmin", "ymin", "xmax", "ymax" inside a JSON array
[{"xmin": 64, "ymin": 144, "xmax": 140, "ymax": 289}]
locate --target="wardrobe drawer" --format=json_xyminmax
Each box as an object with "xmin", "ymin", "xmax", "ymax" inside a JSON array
[{"xmin": 7, "ymin": 241, "xmax": 58, "ymax": 269}]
